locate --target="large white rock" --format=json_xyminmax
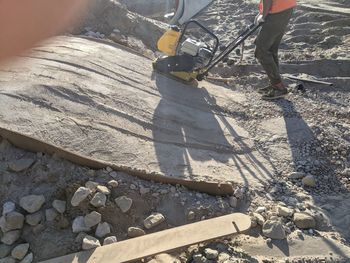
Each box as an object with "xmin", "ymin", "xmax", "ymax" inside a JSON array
[
  {"xmin": 25, "ymin": 212, "xmax": 42, "ymax": 226},
  {"xmin": 143, "ymin": 213, "xmax": 165, "ymax": 229},
  {"xmin": 71, "ymin": 187, "xmax": 91, "ymax": 207},
  {"xmin": 19, "ymin": 195, "xmax": 45, "ymax": 213},
  {"xmin": 103, "ymin": 236, "xmax": 117, "ymax": 245},
  {"xmin": 72, "ymin": 216, "xmax": 91, "ymax": 233},
  {"xmin": 278, "ymin": 206, "xmax": 294, "ymax": 217},
  {"xmin": 115, "ymin": 196, "xmax": 132, "ymax": 213},
  {"xmin": 90, "ymin": 193, "xmax": 106, "ymax": 207},
  {"xmin": 82, "ymin": 235, "xmax": 101, "ymax": 250},
  {"xmin": 262, "ymin": 220, "xmax": 286, "ymax": 240},
  {"xmin": 4, "ymin": 212, "xmax": 24, "ymax": 231},
  {"xmin": 97, "ymin": 185, "xmax": 110, "ymax": 195},
  {"xmin": 52, "ymin": 200, "xmax": 66, "ymax": 214},
  {"xmin": 84, "ymin": 211, "xmax": 101, "ymax": 228},
  {"xmin": 11, "ymin": 243, "xmax": 29, "ymax": 260},
  {"xmin": 293, "ymin": 212, "xmax": 316, "ymax": 229},
  {"xmin": 2, "ymin": 202, "xmax": 16, "ymax": 216},
  {"xmin": 1, "ymin": 230, "xmax": 21, "ymax": 245},
  {"xmin": 19, "ymin": 252, "xmax": 33, "ymax": 263},
  {"xmin": 95, "ymin": 222, "xmax": 111, "ymax": 238},
  {"xmin": 127, "ymin": 227, "xmax": 145, "ymax": 238}
]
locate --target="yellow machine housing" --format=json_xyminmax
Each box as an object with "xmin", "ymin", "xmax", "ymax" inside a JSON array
[{"xmin": 157, "ymin": 29, "xmax": 180, "ymax": 56}]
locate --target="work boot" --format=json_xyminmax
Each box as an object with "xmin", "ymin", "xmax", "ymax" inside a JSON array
[
  {"xmin": 261, "ymin": 86, "xmax": 288, "ymax": 100},
  {"xmin": 257, "ymin": 85, "xmax": 273, "ymax": 94}
]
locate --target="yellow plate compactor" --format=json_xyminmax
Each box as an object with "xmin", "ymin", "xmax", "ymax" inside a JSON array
[{"xmin": 153, "ymin": 20, "xmax": 262, "ymax": 83}]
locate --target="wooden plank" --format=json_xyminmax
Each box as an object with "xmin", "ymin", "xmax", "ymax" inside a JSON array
[{"xmin": 40, "ymin": 213, "xmax": 251, "ymax": 263}]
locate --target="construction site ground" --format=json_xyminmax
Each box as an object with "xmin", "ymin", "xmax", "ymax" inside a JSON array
[{"xmin": 0, "ymin": 0, "xmax": 349, "ymax": 262}]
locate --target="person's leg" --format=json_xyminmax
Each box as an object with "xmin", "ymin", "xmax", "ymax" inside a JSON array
[{"xmin": 255, "ymin": 8, "xmax": 293, "ymax": 97}]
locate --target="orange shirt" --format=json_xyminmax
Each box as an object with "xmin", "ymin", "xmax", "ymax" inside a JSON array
[{"xmin": 259, "ymin": 0, "xmax": 296, "ymax": 14}]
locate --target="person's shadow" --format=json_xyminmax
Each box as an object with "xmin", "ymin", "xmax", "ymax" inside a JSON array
[{"xmin": 271, "ymin": 99, "xmax": 350, "ymax": 257}]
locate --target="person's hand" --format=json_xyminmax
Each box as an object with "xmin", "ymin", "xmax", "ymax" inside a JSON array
[
  {"xmin": 0, "ymin": 0, "xmax": 87, "ymax": 62},
  {"xmin": 254, "ymin": 14, "xmax": 265, "ymax": 25}
]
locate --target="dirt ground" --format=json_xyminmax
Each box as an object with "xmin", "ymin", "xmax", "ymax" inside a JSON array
[{"xmin": 0, "ymin": 0, "xmax": 349, "ymax": 262}]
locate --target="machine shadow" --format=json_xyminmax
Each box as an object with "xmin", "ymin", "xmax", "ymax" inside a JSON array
[{"xmin": 151, "ymin": 73, "xmax": 273, "ymax": 187}]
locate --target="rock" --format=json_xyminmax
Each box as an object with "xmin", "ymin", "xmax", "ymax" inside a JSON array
[
  {"xmin": 128, "ymin": 227, "xmax": 146, "ymax": 238},
  {"xmin": 71, "ymin": 187, "xmax": 91, "ymax": 206},
  {"xmin": 252, "ymin": 213, "xmax": 265, "ymax": 226},
  {"xmin": 148, "ymin": 253, "xmax": 180, "ymax": 263},
  {"xmin": 109, "ymin": 29, "xmax": 128, "ymax": 45},
  {"xmin": 1, "ymin": 230, "xmax": 21, "ymax": 245},
  {"xmin": 75, "ymin": 232, "xmax": 88, "ymax": 243},
  {"xmin": 140, "ymin": 187, "xmax": 150, "ymax": 195},
  {"xmin": 342, "ymin": 168, "xmax": 350, "ymax": 176},
  {"xmin": 229, "ymin": 197, "xmax": 238, "ymax": 208},
  {"xmin": 84, "ymin": 211, "xmax": 101, "ymax": 228},
  {"xmin": 293, "ymin": 212, "xmax": 316, "ymax": 229},
  {"xmin": 25, "ymin": 212, "xmax": 42, "ymax": 226},
  {"xmin": 2, "ymin": 202, "xmax": 16, "ymax": 216},
  {"xmin": 97, "ymin": 185, "xmax": 110, "ymax": 195},
  {"xmin": 187, "ymin": 211, "xmax": 195, "ymax": 221},
  {"xmin": 6, "ymin": 212, "xmax": 25, "ymax": 230},
  {"xmin": 72, "ymin": 216, "xmax": 91, "ymax": 233},
  {"xmin": 8, "ymin": 158, "xmax": 35, "ymax": 172},
  {"xmin": 129, "ymin": 184, "xmax": 137, "ymax": 190},
  {"xmin": 95, "ymin": 222, "xmax": 111, "ymax": 238},
  {"xmin": 82, "ymin": 235, "xmax": 101, "ymax": 250},
  {"xmin": 192, "ymin": 253, "xmax": 206, "ymax": 263},
  {"xmin": 19, "ymin": 252, "xmax": 33, "ymax": 263},
  {"xmin": 107, "ymin": 180, "xmax": 119, "ymax": 188},
  {"xmin": 218, "ymin": 252, "xmax": 230, "ymax": 261},
  {"xmin": 288, "ymin": 172, "xmax": 306, "ymax": 179},
  {"xmin": 52, "ymin": 200, "xmax": 66, "ymax": 214},
  {"xmin": 11, "ymin": 243, "xmax": 29, "ymax": 260},
  {"xmin": 234, "ymin": 188, "xmax": 244, "ymax": 199},
  {"xmin": 85, "ymin": 181, "xmax": 99, "ymax": 191},
  {"xmin": 45, "ymin": 208, "xmax": 58, "ymax": 222},
  {"xmin": 278, "ymin": 206, "xmax": 294, "ymax": 217},
  {"xmin": 144, "ymin": 213, "xmax": 165, "ymax": 229},
  {"xmin": 115, "ymin": 196, "xmax": 133, "ymax": 213},
  {"xmin": 90, "ymin": 192, "xmax": 107, "ymax": 207},
  {"xmin": 302, "ymin": 175, "xmax": 316, "ymax": 187},
  {"xmin": 0, "ymin": 257, "xmax": 16, "ymax": 263},
  {"xmin": 262, "ymin": 220, "xmax": 286, "ymax": 240},
  {"xmin": 20, "ymin": 195, "xmax": 45, "ymax": 213},
  {"xmin": 204, "ymin": 248, "xmax": 218, "ymax": 260},
  {"xmin": 255, "ymin": 206, "xmax": 266, "ymax": 213},
  {"xmin": 103, "ymin": 236, "xmax": 117, "ymax": 245},
  {"xmin": 0, "ymin": 244, "xmax": 12, "ymax": 259}
]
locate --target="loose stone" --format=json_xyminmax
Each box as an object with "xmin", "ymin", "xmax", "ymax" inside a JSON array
[
  {"xmin": 25, "ymin": 212, "xmax": 42, "ymax": 226},
  {"xmin": 97, "ymin": 185, "xmax": 110, "ymax": 195},
  {"xmin": 128, "ymin": 227, "xmax": 146, "ymax": 238},
  {"xmin": 293, "ymin": 212, "xmax": 316, "ymax": 229},
  {"xmin": 262, "ymin": 220, "xmax": 286, "ymax": 240},
  {"xmin": 107, "ymin": 180, "xmax": 118, "ymax": 188},
  {"xmin": 2, "ymin": 202, "xmax": 16, "ymax": 216},
  {"xmin": 90, "ymin": 192, "xmax": 107, "ymax": 208},
  {"xmin": 52, "ymin": 200, "xmax": 66, "ymax": 214},
  {"xmin": 115, "ymin": 196, "xmax": 133, "ymax": 213},
  {"xmin": 11, "ymin": 243, "xmax": 29, "ymax": 260},
  {"xmin": 72, "ymin": 216, "xmax": 91, "ymax": 233},
  {"xmin": 8, "ymin": 158, "xmax": 35, "ymax": 172},
  {"xmin": 84, "ymin": 211, "xmax": 101, "ymax": 228},
  {"xmin": 1, "ymin": 230, "xmax": 21, "ymax": 245},
  {"xmin": 144, "ymin": 213, "xmax": 165, "ymax": 229},
  {"xmin": 204, "ymin": 248, "xmax": 218, "ymax": 260},
  {"xmin": 71, "ymin": 187, "xmax": 91, "ymax": 206},
  {"xmin": 82, "ymin": 235, "xmax": 101, "ymax": 250},
  {"xmin": 20, "ymin": 195, "xmax": 45, "ymax": 213},
  {"xmin": 95, "ymin": 222, "xmax": 111, "ymax": 238},
  {"xmin": 19, "ymin": 252, "xmax": 33, "ymax": 263},
  {"xmin": 45, "ymin": 208, "xmax": 58, "ymax": 222},
  {"xmin": 103, "ymin": 236, "xmax": 117, "ymax": 245}
]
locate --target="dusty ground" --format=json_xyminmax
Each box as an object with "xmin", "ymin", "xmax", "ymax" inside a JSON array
[{"xmin": 0, "ymin": 0, "xmax": 349, "ymax": 262}]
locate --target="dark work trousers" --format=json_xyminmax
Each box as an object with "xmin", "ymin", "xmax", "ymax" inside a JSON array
[{"xmin": 255, "ymin": 8, "xmax": 293, "ymax": 85}]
